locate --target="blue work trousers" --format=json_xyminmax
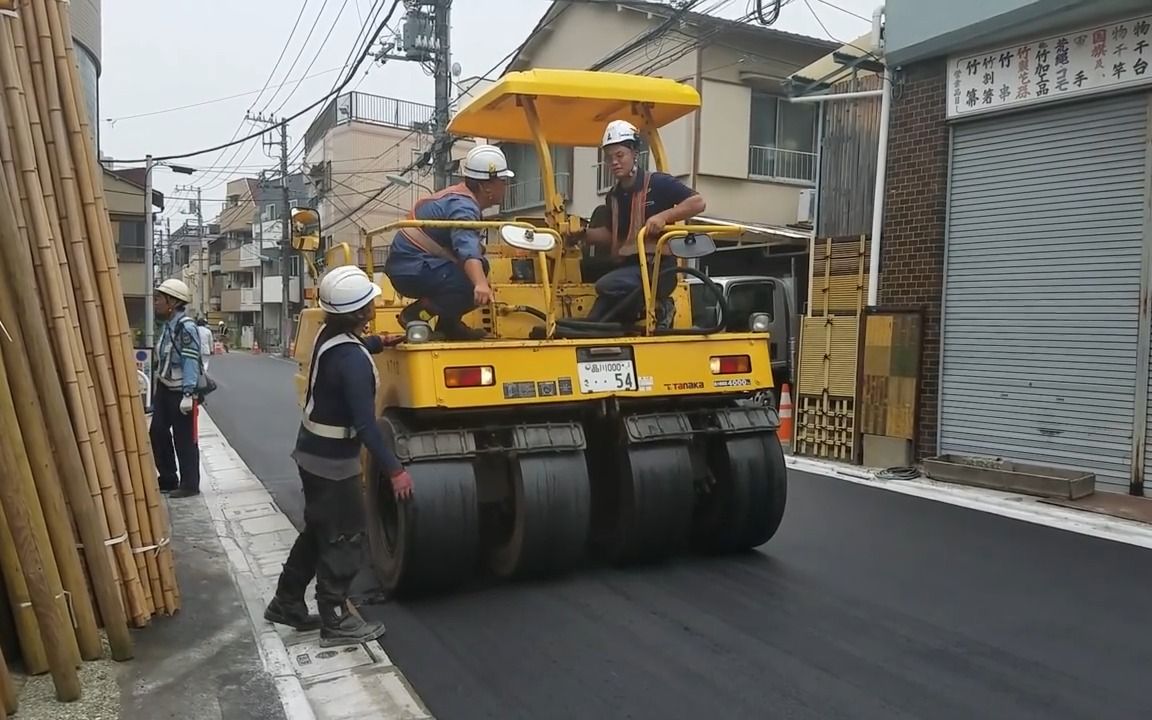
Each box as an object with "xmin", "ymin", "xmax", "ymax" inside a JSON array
[
  {"xmin": 388, "ymin": 261, "xmax": 477, "ymax": 325},
  {"xmin": 588, "ymin": 259, "xmax": 678, "ymax": 322}
]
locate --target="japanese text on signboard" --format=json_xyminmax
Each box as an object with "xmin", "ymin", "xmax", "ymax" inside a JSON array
[{"xmin": 948, "ymin": 15, "xmax": 1152, "ymax": 118}]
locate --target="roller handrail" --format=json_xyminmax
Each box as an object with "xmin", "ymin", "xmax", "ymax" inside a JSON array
[
  {"xmin": 363, "ymin": 219, "xmax": 563, "ymax": 337},
  {"xmin": 634, "ymin": 224, "xmax": 744, "ymax": 334}
]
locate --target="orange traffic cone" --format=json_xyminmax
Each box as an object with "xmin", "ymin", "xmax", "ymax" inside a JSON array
[
  {"xmin": 778, "ymin": 383, "xmax": 794, "ymax": 449},
  {"xmin": 251, "ymin": 340, "xmax": 261, "ymax": 354}
]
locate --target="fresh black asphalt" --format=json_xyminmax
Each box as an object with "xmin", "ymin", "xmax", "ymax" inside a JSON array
[{"xmin": 204, "ymin": 352, "xmax": 1152, "ymax": 720}]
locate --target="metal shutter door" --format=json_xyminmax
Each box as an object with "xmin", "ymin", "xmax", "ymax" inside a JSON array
[{"xmin": 941, "ymin": 93, "xmax": 1148, "ymax": 488}]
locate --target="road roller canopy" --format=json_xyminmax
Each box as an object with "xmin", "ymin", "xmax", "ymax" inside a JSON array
[{"xmin": 447, "ymin": 69, "xmax": 701, "ymax": 147}]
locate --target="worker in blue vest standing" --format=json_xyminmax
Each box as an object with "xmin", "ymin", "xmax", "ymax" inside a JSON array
[
  {"xmin": 264, "ymin": 265, "xmax": 412, "ymax": 647},
  {"xmin": 150, "ymin": 278, "xmax": 203, "ymax": 498}
]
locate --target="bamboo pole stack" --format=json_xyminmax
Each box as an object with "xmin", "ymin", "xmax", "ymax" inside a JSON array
[{"xmin": 0, "ymin": 0, "xmax": 183, "ymax": 703}]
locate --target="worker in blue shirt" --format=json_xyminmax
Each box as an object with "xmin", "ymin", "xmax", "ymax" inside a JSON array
[
  {"xmin": 150, "ymin": 278, "xmax": 203, "ymax": 498},
  {"xmin": 582, "ymin": 120, "xmax": 707, "ymax": 327},
  {"xmin": 264, "ymin": 265, "xmax": 412, "ymax": 647},
  {"xmin": 383, "ymin": 144, "xmax": 514, "ymax": 340}
]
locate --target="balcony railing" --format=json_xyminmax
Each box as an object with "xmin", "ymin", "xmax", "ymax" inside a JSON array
[
  {"xmin": 220, "ymin": 287, "xmax": 259, "ymax": 312},
  {"xmin": 748, "ymin": 146, "xmax": 817, "ymax": 184},
  {"xmin": 305, "ymin": 92, "xmax": 437, "ymax": 151},
  {"xmin": 503, "ymin": 173, "xmax": 573, "ymax": 213},
  {"xmin": 596, "ymin": 150, "xmax": 652, "ymax": 193}
]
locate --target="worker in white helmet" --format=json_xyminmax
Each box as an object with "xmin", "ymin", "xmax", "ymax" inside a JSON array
[
  {"xmin": 383, "ymin": 144, "xmax": 514, "ymax": 340},
  {"xmin": 582, "ymin": 119, "xmax": 707, "ymax": 327},
  {"xmin": 265, "ymin": 265, "xmax": 410, "ymax": 647},
  {"xmin": 150, "ymin": 278, "xmax": 204, "ymax": 498}
]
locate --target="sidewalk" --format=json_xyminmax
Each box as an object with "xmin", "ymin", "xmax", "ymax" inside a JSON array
[
  {"xmin": 12, "ymin": 409, "xmax": 431, "ymax": 720},
  {"xmin": 13, "ymin": 461, "xmax": 287, "ymax": 720},
  {"xmin": 194, "ymin": 409, "xmax": 431, "ymax": 720}
]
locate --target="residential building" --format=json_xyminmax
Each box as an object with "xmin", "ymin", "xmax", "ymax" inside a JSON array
[
  {"xmin": 72, "ymin": 0, "xmax": 100, "ymax": 149},
  {"xmin": 167, "ymin": 219, "xmax": 220, "ymax": 318},
  {"xmin": 209, "ymin": 175, "xmax": 309, "ymax": 349},
  {"xmin": 303, "ymin": 91, "xmax": 474, "ymax": 267},
  {"xmin": 492, "ymin": 0, "xmax": 836, "ymax": 252},
  {"xmin": 878, "ymin": 0, "xmax": 1152, "ymax": 493},
  {"xmin": 103, "ymin": 168, "xmax": 163, "ymax": 345}
]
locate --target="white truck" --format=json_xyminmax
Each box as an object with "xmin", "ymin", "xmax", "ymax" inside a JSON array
[{"xmin": 686, "ymin": 274, "xmax": 799, "ymax": 390}]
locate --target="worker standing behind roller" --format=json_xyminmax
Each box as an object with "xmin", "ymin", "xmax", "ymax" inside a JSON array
[
  {"xmin": 151, "ymin": 278, "xmax": 203, "ymax": 498},
  {"xmin": 264, "ymin": 265, "xmax": 413, "ymax": 647},
  {"xmin": 195, "ymin": 317, "xmax": 214, "ymax": 373}
]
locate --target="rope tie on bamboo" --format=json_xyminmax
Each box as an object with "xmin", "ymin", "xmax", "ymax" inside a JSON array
[
  {"xmin": 74, "ymin": 531, "xmax": 129, "ymax": 550},
  {"xmin": 132, "ymin": 537, "xmax": 171, "ymax": 557},
  {"xmin": 19, "ymin": 590, "xmax": 77, "ymax": 627},
  {"xmin": 0, "ymin": 318, "xmax": 11, "ymax": 342}
]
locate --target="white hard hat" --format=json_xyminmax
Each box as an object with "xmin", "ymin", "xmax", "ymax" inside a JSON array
[
  {"xmin": 318, "ymin": 265, "xmax": 381, "ymax": 314},
  {"xmin": 602, "ymin": 119, "xmax": 640, "ymax": 149},
  {"xmin": 156, "ymin": 278, "xmax": 193, "ymax": 304},
  {"xmin": 461, "ymin": 144, "xmax": 515, "ymax": 180}
]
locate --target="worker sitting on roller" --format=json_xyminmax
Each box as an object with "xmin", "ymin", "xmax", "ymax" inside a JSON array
[
  {"xmin": 150, "ymin": 278, "xmax": 203, "ymax": 498},
  {"xmin": 383, "ymin": 144, "xmax": 513, "ymax": 340},
  {"xmin": 265, "ymin": 266, "xmax": 412, "ymax": 647},
  {"xmin": 582, "ymin": 119, "xmax": 707, "ymax": 327}
]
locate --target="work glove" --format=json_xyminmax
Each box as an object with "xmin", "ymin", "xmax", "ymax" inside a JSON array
[{"xmin": 180, "ymin": 395, "xmax": 194, "ymax": 414}]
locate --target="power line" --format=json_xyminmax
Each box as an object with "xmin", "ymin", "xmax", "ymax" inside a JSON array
[
  {"xmin": 259, "ymin": 0, "xmax": 335, "ymax": 114},
  {"xmin": 103, "ymin": 66, "xmax": 348, "ymax": 124},
  {"xmin": 811, "ymin": 0, "xmax": 869, "ymax": 23},
  {"xmin": 270, "ymin": 0, "xmax": 354, "ymax": 116},
  {"xmin": 114, "ymin": 0, "xmax": 403, "ymax": 164},
  {"xmin": 250, "ymin": 0, "xmax": 315, "ymax": 112}
]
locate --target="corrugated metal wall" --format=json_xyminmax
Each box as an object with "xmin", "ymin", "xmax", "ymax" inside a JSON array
[
  {"xmin": 816, "ymin": 75, "xmax": 882, "ymax": 238},
  {"xmin": 70, "ymin": 0, "xmax": 101, "ymax": 60},
  {"xmin": 940, "ymin": 93, "xmax": 1148, "ymax": 489}
]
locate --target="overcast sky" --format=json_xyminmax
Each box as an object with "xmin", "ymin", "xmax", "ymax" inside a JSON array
[{"xmin": 100, "ymin": 0, "xmax": 874, "ymax": 225}]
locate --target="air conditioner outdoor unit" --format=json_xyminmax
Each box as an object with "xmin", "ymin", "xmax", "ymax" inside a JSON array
[{"xmin": 797, "ymin": 188, "xmax": 816, "ymax": 224}]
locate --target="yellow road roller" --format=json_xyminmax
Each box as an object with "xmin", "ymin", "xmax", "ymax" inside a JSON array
[{"xmin": 291, "ymin": 69, "xmax": 787, "ymax": 596}]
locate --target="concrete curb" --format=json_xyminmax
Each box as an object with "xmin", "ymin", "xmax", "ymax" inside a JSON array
[
  {"xmin": 786, "ymin": 455, "xmax": 1152, "ymax": 551},
  {"xmin": 197, "ymin": 409, "xmax": 433, "ymax": 720}
]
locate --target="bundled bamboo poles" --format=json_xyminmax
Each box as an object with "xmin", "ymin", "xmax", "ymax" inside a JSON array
[{"xmin": 0, "ymin": 0, "xmax": 184, "ymax": 701}]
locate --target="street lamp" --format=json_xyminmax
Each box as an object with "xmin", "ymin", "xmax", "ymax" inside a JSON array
[{"xmin": 143, "ymin": 155, "xmax": 196, "ymax": 348}]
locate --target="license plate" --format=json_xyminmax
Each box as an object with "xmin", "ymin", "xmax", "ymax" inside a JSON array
[{"xmin": 577, "ymin": 359, "xmax": 637, "ymax": 394}]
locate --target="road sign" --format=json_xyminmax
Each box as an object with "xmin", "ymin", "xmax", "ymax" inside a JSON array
[{"xmin": 134, "ymin": 347, "xmax": 153, "ymax": 412}]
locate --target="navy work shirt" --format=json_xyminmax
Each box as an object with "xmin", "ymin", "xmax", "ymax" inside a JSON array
[
  {"xmin": 293, "ymin": 329, "xmax": 404, "ymax": 479},
  {"xmin": 385, "ymin": 188, "xmax": 486, "ymax": 277},
  {"xmin": 587, "ymin": 169, "xmax": 698, "ymax": 250}
]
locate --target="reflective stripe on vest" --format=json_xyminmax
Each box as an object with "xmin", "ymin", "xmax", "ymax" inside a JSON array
[
  {"xmin": 300, "ymin": 329, "xmax": 380, "ymax": 440},
  {"xmin": 397, "ymin": 183, "xmax": 480, "ymax": 263}
]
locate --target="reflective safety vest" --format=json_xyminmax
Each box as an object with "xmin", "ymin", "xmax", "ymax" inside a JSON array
[
  {"xmin": 609, "ymin": 172, "xmax": 668, "ymax": 258},
  {"xmin": 397, "ymin": 183, "xmax": 481, "ymax": 263},
  {"xmin": 299, "ymin": 329, "xmax": 380, "ymax": 440}
]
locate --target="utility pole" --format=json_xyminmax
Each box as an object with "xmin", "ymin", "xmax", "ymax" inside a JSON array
[
  {"xmin": 177, "ymin": 184, "xmax": 205, "ymax": 316},
  {"xmin": 143, "ymin": 155, "xmax": 155, "ymax": 347},
  {"xmin": 376, "ymin": 1, "xmax": 454, "ymax": 188},
  {"xmin": 247, "ymin": 112, "xmax": 292, "ymax": 356},
  {"xmin": 432, "ymin": 0, "xmax": 452, "ymax": 189}
]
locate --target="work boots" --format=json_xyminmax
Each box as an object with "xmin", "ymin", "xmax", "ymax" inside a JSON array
[
  {"xmin": 263, "ymin": 567, "xmax": 321, "ymax": 631},
  {"xmin": 398, "ymin": 299, "xmax": 437, "ymax": 328},
  {"xmin": 318, "ymin": 599, "xmax": 387, "ymax": 648}
]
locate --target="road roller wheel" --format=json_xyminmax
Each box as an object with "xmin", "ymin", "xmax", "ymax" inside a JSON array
[
  {"xmin": 694, "ymin": 432, "xmax": 788, "ymax": 553},
  {"xmin": 365, "ymin": 418, "xmax": 480, "ymax": 597},
  {"xmin": 595, "ymin": 442, "xmax": 696, "ymax": 566},
  {"xmin": 488, "ymin": 452, "xmax": 591, "ymax": 579}
]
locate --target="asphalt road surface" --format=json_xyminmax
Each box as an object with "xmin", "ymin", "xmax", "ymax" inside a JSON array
[{"xmin": 205, "ymin": 352, "xmax": 1152, "ymax": 720}]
